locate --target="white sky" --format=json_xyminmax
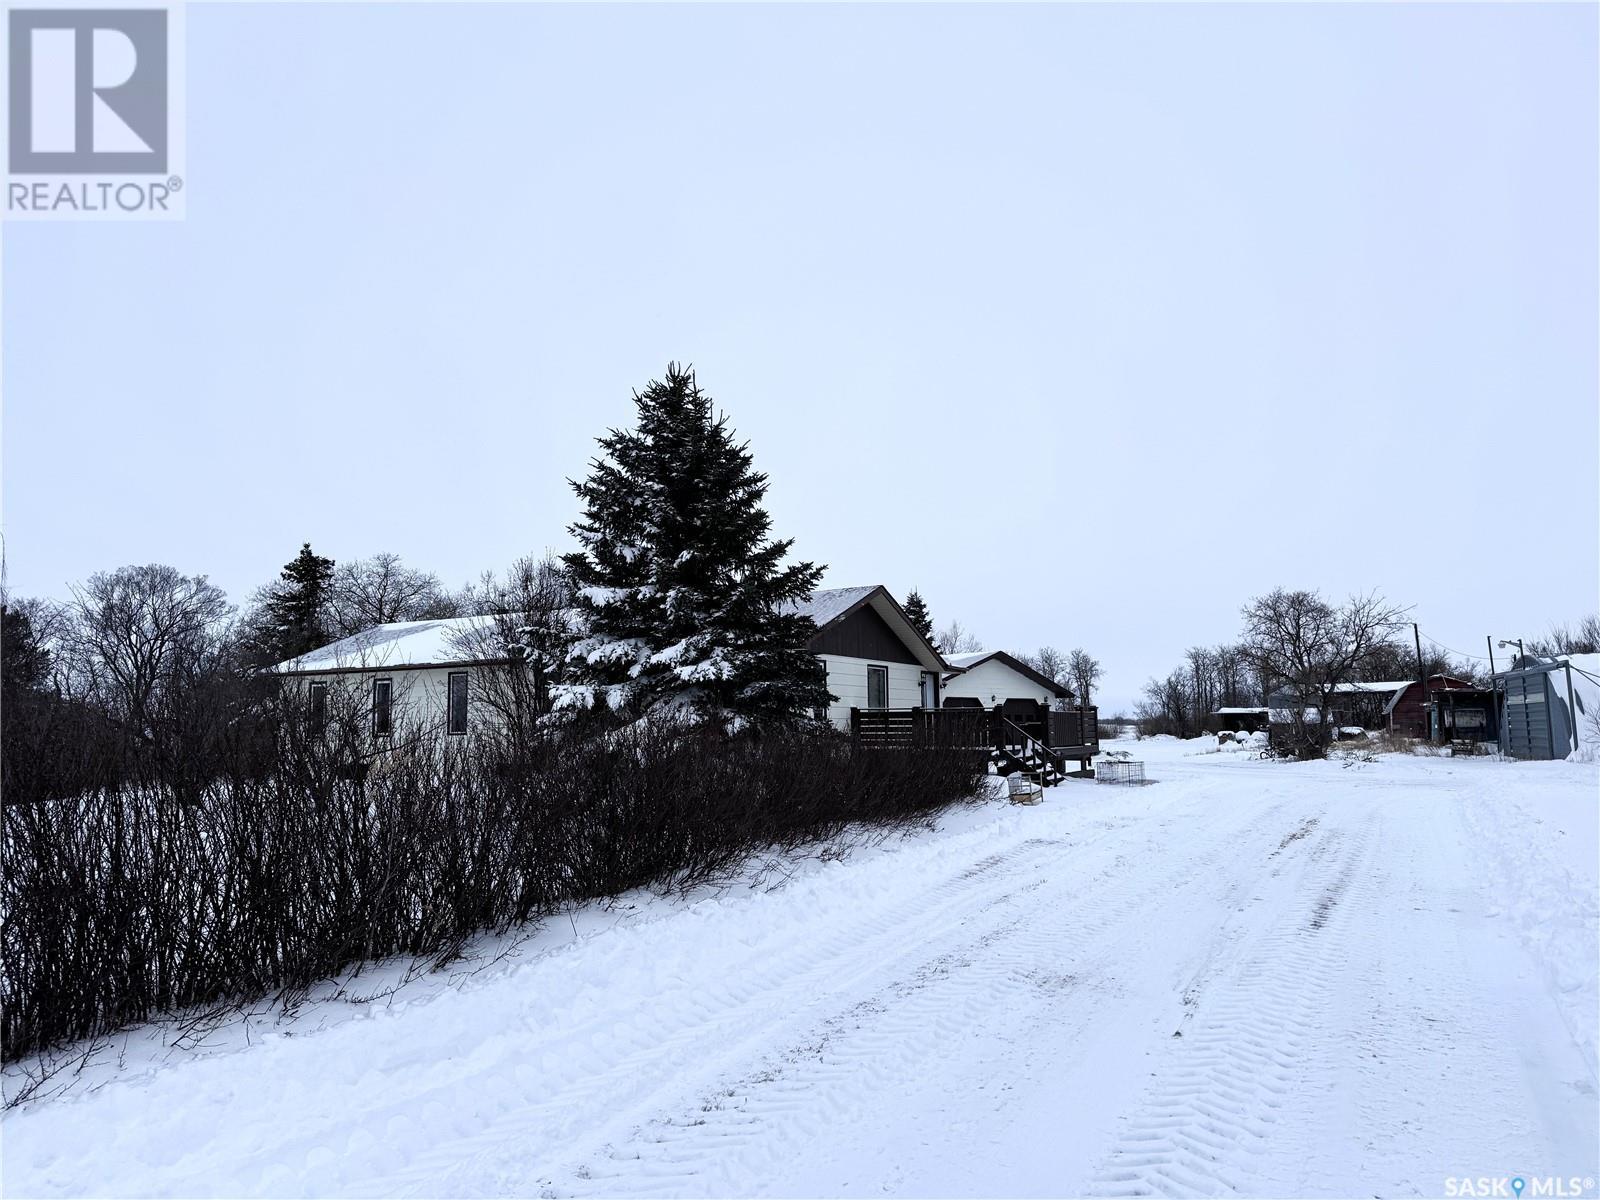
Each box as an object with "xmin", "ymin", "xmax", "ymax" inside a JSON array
[{"xmin": 4, "ymin": 2, "xmax": 1596, "ymax": 714}]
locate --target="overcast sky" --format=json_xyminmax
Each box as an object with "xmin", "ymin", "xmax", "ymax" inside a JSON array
[{"xmin": 5, "ymin": 2, "xmax": 1596, "ymax": 714}]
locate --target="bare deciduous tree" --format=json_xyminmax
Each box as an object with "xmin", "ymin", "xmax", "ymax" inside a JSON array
[
  {"xmin": 1240, "ymin": 588, "xmax": 1406, "ymax": 758},
  {"xmin": 1527, "ymin": 614, "xmax": 1600, "ymax": 658},
  {"xmin": 329, "ymin": 552, "xmax": 459, "ymax": 636},
  {"xmin": 1067, "ymin": 648, "xmax": 1102, "ymax": 707},
  {"xmin": 936, "ymin": 619, "xmax": 982, "ymax": 656},
  {"xmin": 66, "ymin": 565, "xmax": 234, "ymax": 731},
  {"xmin": 454, "ymin": 554, "xmax": 577, "ymax": 730}
]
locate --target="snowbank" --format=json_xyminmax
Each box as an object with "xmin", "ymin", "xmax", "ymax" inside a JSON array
[{"xmin": 1458, "ymin": 761, "xmax": 1600, "ymax": 1077}]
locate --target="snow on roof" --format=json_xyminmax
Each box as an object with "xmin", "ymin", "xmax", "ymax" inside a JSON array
[
  {"xmin": 944, "ymin": 650, "xmax": 1002, "ymax": 669},
  {"xmin": 1214, "ymin": 706, "xmax": 1269, "ymax": 714},
  {"xmin": 784, "ymin": 586, "xmax": 879, "ymax": 628},
  {"xmin": 1333, "ymin": 680, "xmax": 1412, "ymax": 695},
  {"xmin": 275, "ymin": 616, "xmax": 509, "ymax": 673}
]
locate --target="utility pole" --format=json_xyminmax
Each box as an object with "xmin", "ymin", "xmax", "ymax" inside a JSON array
[
  {"xmin": 1413, "ymin": 623, "xmax": 1429, "ymax": 739},
  {"xmin": 1486, "ymin": 636, "xmax": 1496, "ymax": 676}
]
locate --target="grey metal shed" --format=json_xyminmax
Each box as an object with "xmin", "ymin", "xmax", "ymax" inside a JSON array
[{"xmin": 1494, "ymin": 658, "xmax": 1582, "ymax": 760}]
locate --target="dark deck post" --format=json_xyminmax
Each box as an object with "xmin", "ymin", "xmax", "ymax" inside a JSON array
[{"xmin": 850, "ymin": 707, "xmax": 861, "ymax": 750}]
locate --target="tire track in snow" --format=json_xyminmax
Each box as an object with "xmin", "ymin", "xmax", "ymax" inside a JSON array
[
  {"xmin": 520, "ymin": 798, "xmax": 1305, "ymax": 1199},
  {"xmin": 102, "ymin": 825, "xmax": 1087, "ymax": 1200},
  {"xmin": 1083, "ymin": 809, "xmax": 1378, "ymax": 1199},
  {"xmin": 330, "ymin": 819, "xmax": 1155, "ymax": 1200}
]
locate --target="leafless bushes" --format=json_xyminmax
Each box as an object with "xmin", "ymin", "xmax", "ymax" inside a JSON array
[{"xmin": 2, "ymin": 705, "xmax": 985, "ymax": 1063}]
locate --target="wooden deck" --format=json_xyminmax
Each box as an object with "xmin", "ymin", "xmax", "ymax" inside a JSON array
[{"xmin": 849, "ymin": 704, "xmax": 1100, "ymax": 783}]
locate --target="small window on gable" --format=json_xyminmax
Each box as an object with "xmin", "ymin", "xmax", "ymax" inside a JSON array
[
  {"xmin": 447, "ymin": 671, "xmax": 469, "ymax": 735},
  {"xmin": 372, "ymin": 677, "xmax": 393, "ymax": 737},
  {"xmin": 308, "ymin": 681, "xmax": 328, "ymax": 728},
  {"xmin": 867, "ymin": 665, "xmax": 889, "ymax": 710}
]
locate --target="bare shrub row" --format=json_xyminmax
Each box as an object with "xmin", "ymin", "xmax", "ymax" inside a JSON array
[{"xmin": 2, "ymin": 709, "xmax": 986, "ymax": 1063}]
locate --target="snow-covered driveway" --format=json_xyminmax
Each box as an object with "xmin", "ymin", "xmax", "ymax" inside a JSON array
[{"xmin": 7, "ymin": 743, "xmax": 1597, "ymax": 1198}]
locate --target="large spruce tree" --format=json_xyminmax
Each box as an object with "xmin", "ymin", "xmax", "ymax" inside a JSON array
[
  {"xmin": 562, "ymin": 364, "xmax": 830, "ymax": 726},
  {"xmin": 256, "ymin": 543, "xmax": 335, "ymax": 663}
]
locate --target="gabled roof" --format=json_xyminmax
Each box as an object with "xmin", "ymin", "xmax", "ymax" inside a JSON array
[
  {"xmin": 940, "ymin": 649, "xmax": 1072, "ymax": 699},
  {"xmin": 789, "ymin": 585, "xmax": 879, "ymax": 628},
  {"xmin": 274, "ymin": 616, "xmax": 512, "ymax": 674},
  {"xmin": 1381, "ymin": 675, "xmax": 1477, "ymax": 714},
  {"xmin": 786, "ymin": 585, "xmax": 951, "ymax": 674}
]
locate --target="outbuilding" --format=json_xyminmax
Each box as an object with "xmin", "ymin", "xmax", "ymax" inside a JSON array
[
  {"xmin": 1381, "ymin": 675, "xmax": 1477, "ymax": 738},
  {"xmin": 1211, "ymin": 706, "xmax": 1270, "ymax": 733},
  {"xmin": 1493, "ymin": 655, "xmax": 1600, "ymax": 760}
]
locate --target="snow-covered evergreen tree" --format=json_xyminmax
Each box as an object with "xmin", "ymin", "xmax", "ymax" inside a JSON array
[
  {"xmin": 902, "ymin": 589, "xmax": 935, "ymax": 648},
  {"xmin": 560, "ymin": 364, "xmax": 830, "ymax": 727}
]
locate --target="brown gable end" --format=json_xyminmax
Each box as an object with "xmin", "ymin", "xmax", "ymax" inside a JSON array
[{"xmin": 809, "ymin": 602, "xmax": 921, "ymax": 665}]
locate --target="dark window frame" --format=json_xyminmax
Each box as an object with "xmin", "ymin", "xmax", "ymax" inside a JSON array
[
  {"xmin": 446, "ymin": 670, "xmax": 469, "ymax": 736},
  {"xmin": 308, "ymin": 680, "xmax": 328, "ymax": 728},
  {"xmin": 372, "ymin": 677, "xmax": 393, "ymax": 738},
  {"xmin": 866, "ymin": 664, "xmax": 889, "ymax": 710}
]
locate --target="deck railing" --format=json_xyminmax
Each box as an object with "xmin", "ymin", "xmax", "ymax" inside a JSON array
[
  {"xmin": 849, "ymin": 706, "xmax": 993, "ymax": 749},
  {"xmin": 849, "ymin": 705, "xmax": 1099, "ymax": 759}
]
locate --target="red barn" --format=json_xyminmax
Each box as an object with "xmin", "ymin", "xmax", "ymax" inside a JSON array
[{"xmin": 1383, "ymin": 675, "xmax": 1477, "ymax": 738}]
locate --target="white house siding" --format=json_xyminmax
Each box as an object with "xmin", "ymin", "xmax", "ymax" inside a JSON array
[
  {"xmin": 941, "ymin": 658, "xmax": 1055, "ymax": 708},
  {"xmin": 294, "ymin": 653, "xmax": 929, "ymax": 736},
  {"xmin": 817, "ymin": 654, "xmax": 928, "ymax": 730},
  {"xmin": 293, "ymin": 666, "xmax": 489, "ymax": 739}
]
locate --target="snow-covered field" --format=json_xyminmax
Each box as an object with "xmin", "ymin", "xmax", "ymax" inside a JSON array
[{"xmin": 5, "ymin": 738, "xmax": 1597, "ymax": 1199}]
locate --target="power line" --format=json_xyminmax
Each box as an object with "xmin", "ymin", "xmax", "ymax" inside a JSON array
[{"xmin": 1417, "ymin": 632, "xmax": 1494, "ymax": 662}]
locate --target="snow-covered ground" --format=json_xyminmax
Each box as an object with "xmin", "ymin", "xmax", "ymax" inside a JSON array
[{"xmin": 5, "ymin": 738, "xmax": 1597, "ymax": 1199}]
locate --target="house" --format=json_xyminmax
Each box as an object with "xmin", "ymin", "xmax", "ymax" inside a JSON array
[
  {"xmin": 1493, "ymin": 654, "xmax": 1600, "ymax": 760},
  {"xmin": 941, "ymin": 650, "xmax": 1071, "ymax": 713},
  {"xmin": 276, "ymin": 585, "xmax": 1104, "ymax": 782},
  {"xmin": 789, "ymin": 585, "xmax": 952, "ymax": 730},
  {"xmin": 273, "ymin": 615, "xmax": 519, "ymax": 739},
  {"xmin": 937, "ymin": 649, "xmax": 1096, "ymax": 772},
  {"xmin": 275, "ymin": 586, "xmax": 951, "ymax": 738}
]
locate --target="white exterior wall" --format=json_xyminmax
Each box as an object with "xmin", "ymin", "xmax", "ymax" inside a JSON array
[
  {"xmin": 297, "ymin": 655, "xmax": 933, "ymax": 735},
  {"xmin": 941, "ymin": 658, "xmax": 1055, "ymax": 708},
  {"xmin": 817, "ymin": 653, "xmax": 928, "ymax": 730},
  {"xmin": 293, "ymin": 665, "xmax": 490, "ymax": 738}
]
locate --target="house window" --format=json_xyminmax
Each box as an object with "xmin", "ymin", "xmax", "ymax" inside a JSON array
[
  {"xmin": 920, "ymin": 671, "xmax": 937, "ymax": 709},
  {"xmin": 308, "ymin": 681, "xmax": 328, "ymax": 728},
  {"xmin": 867, "ymin": 665, "xmax": 889, "ymax": 710},
  {"xmin": 447, "ymin": 671, "xmax": 469, "ymax": 735},
  {"xmin": 813, "ymin": 659, "xmax": 830, "ymax": 722},
  {"xmin": 372, "ymin": 677, "xmax": 393, "ymax": 737}
]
